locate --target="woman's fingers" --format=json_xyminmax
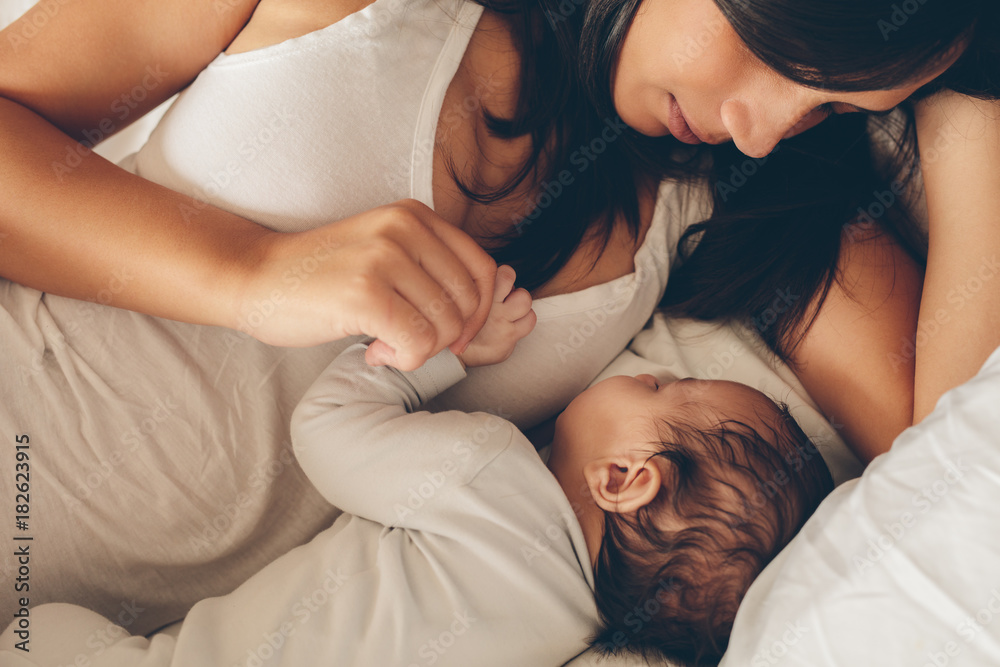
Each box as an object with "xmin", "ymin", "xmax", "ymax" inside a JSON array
[
  {"xmin": 388, "ymin": 200, "xmax": 490, "ymax": 315},
  {"xmin": 360, "ymin": 289, "xmax": 438, "ymax": 370},
  {"xmin": 382, "ymin": 254, "xmax": 468, "ymax": 359},
  {"xmin": 372, "ymin": 201, "xmax": 497, "ymax": 364},
  {"xmin": 389, "ymin": 210, "xmax": 484, "ymax": 323},
  {"xmin": 240, "ymin": 199, "xmax": 497, "ymax": 367},
  {"xmin": 410, "ymin": 206, "xmax": 497, "ymax": 353},
  {"xmin": 370, "ymin": 200, "xmax": 496, "ymax": 356}
]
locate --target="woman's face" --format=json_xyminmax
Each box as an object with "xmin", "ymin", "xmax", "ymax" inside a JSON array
[{"xmin": 614, "ymin": 0, "xmax": 961, "ymax": 157}]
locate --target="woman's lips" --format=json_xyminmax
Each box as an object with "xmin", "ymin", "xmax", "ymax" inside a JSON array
[{"xmin": 666, "ymin": 94, "xmax": 704, "ymax": 145}]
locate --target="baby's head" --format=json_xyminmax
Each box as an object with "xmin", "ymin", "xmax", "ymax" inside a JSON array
[{"xmin": 547, "ymin": 374, "xmax": 833, "ymax": 666}]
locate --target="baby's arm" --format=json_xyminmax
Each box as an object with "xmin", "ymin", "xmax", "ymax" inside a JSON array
[{"xmin": 292, "ymin": 266, "xmax": 533, "ymax": 524}]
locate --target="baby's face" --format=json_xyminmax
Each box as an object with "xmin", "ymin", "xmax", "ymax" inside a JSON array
[
  {"xmin": 552, "ymin": 374, "xmax": 777, "ymax": 467},
  {"xmin": 547, "ymin": 374, "xmax": 782, "ymax": 567}
]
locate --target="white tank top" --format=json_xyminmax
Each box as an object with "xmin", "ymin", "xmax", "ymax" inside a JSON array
[
  {"xmin": 133, "ymin": 0, "xmax": 482, "ymax": 230},
  {"xmin": 127, "ymin": 0, "xmax": 694, "ymax": 426}
]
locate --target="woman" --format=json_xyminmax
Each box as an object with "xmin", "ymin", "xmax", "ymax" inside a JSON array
[
  {"xmin": 0, "ymin": 0, "xmax": 994, "ymax": 634},
  {"xmin": 644, "ymin": 0, "xmax": 1000, "ymax": 462}
]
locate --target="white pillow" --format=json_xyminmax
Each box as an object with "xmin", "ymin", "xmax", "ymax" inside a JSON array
[{"xmin": 721, "ymin": 345, "xmax": 1000, "ymax": 666}]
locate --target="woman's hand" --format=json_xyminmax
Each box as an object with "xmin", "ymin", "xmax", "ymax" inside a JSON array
[
  {"xmin": 236, "ymin": 199, "xmax": 498, "ymax": 371},
  {"xmin": 455, "ymin": 265, "xmax": 536, "ymax": 368}
]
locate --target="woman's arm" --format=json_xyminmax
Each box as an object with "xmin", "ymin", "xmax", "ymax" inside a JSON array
[
  {"xmin": 788, "ymin": 227, "xmax": 923, "ymax": 464},
  {"xmin": 787, "ymin": 93, "xmax": 1000, "ymax": 462},
  {"xmin": 0, "ymin": 0, "xmax": 494, "ymax": 369},
  {"xmin": 0, "ymin": 0, "xmax": 258, "ymax": 315},
  {"xmin": 912, "ymin": 91, "xmax": 1000, "ymax": 421}
]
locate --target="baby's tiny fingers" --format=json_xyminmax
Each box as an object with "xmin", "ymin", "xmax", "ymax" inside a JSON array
[
  {"xmin": 492, "ymin": 265, "xmax": 517, "ymax": 303},
  {"xmin": 512, "ymin": 308, "xmax": 537, "ymax": 340},
  {"xmin": 502, "ymin": 287, "xmax": 533, "ymax": 318}
]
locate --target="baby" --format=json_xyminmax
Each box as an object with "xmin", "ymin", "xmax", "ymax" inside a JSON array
[{"xmin": 0, "ymin": 268, "xmax": 832, "ymax": 667}]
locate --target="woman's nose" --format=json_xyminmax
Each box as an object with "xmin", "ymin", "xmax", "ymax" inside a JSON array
[{"xmin": 720, "ymin": 98, "xmax": 787, "ymax": 158}]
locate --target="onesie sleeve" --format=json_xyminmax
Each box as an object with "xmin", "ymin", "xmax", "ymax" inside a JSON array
[{"xmin": 290, "ymin": 343, "xmax": 517, "ymax": 529}]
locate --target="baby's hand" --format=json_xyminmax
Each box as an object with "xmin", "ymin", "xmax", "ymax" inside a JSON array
[{"xmin": 458, "ymin": 265, "xmax": 536, "ymax": 368}]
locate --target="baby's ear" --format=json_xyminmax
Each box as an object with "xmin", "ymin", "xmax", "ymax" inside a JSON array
[{"xmin": 584, "ymin": 454, "xmax": 662, "ymax": 514}]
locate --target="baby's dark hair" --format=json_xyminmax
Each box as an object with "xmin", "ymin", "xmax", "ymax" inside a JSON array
[{"xmin": 590, "ymin": 403, "xmax": 833, "ymax": 666}]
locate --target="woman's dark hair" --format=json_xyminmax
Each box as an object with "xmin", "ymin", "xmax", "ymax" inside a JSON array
[
  {"xmin": 468, "ymin": 0, "xmax": 998, "ymax": 357},
  {"xmin": 713, "ymin": 0, "xmax": 1000, "ymax": 103},
  {"xmin": 460, "ymin": 0, "xmax": 703, "ymax": 293}
]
